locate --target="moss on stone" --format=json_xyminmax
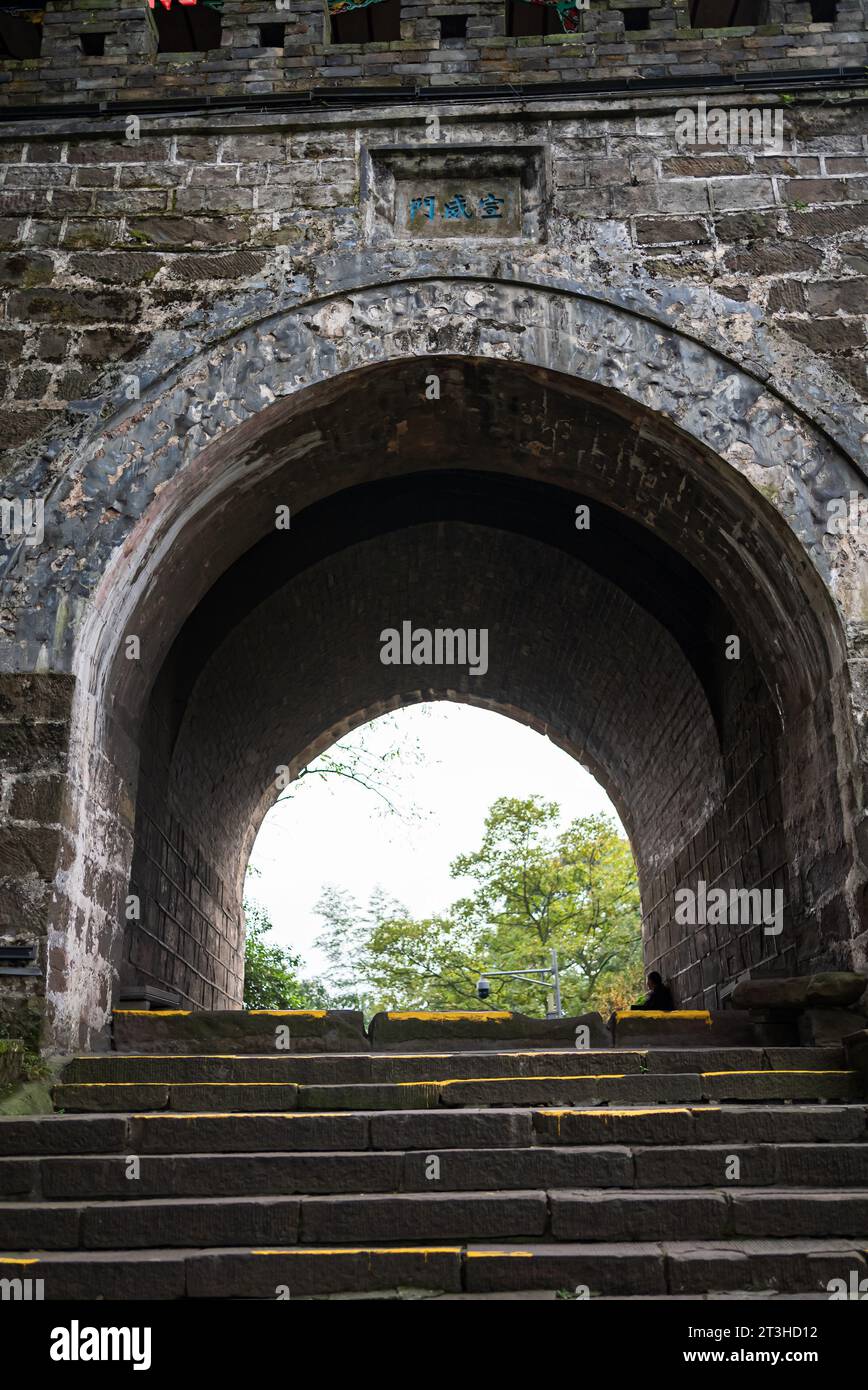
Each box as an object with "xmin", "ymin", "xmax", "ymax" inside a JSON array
[
  {"xmin": 0, "ymin": 1041, "xmax": 53, "ymax": 1113},
  {"xmin": 0, "ymin": 1076, "xmax": 56, "ymax": 1116}
]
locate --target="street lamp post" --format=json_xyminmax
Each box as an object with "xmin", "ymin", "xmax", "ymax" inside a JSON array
[{"xmin": 477, "ymin": 947, "xmax": 563, "ymax": 1018}]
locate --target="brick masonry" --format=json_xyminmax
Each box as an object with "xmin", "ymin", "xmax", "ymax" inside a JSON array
[
  {"xmin": 0, "ymin": 0, "xmax": 865, "ymax": 104},
  {"xmin": 0, "ymin": 4, "xmax": 866, "ymax": 1049}
]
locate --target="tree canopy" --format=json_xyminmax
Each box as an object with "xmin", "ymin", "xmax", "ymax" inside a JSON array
[
  {"xmin": 314, "ymin": 797, "xmax": 643, "ymax": 1016},
  {"xmin": 242, "ymin": 900, "xmax": 329, "ymax": 1011}
]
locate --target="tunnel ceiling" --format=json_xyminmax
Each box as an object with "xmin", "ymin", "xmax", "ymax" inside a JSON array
[
  {"xmin": 112, "ymin": 354, "xmax": 836, "ymax": 751},
  {"xmin": 152, "ymin": 469, "xmax": 730, "ymax": 754}
]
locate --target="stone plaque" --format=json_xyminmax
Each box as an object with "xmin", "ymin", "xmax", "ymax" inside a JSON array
[
  {"xmin": 363, "ymin": 145, "xmax": 547, "ymax": 244},
  {"xmin": 399, "ymin": 180, "xmax": 522, "ymax": 239}
]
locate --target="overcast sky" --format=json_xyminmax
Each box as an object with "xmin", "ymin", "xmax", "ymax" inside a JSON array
[{"xmin": 247, "ymin": 701, "xmax": 623, "ymax": 978}]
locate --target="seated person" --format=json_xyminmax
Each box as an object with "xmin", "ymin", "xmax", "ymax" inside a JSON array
[{"xmin": 630, "ymin": 970, "xmax": 674, "ymax": 1011}]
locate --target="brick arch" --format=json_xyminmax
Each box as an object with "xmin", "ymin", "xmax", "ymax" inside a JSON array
[{"xmin": 7, "ymin": 278, "xmax": 860, "ymax": 1049}]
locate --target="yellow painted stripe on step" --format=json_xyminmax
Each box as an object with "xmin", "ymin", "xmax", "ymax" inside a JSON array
[
  {"xmin": 701, "ymin": 1070, "xmax": 854, "ymax": 1077},
  {"xmin": 76, "ymin": 1055, "xmax": 267, "ymax": 1061},
  {"xmin": 379, "ymin": 1048, "xmax": 639, "ymax": 1058},
  {"xmin": 398, "ymin": 1074, "xmax": 628, "ymax": 1087},
  {"xmin": 75, "ymin": 1054, "xmax": 360, "ymax": 1062},
  {"xmin": 75, "ymin": 1074, "xmax": 633, "ymax": 1089},
  {"xmin": 0, "ymin": 1258, "xmax": 39, "ymax": 1266},
  {"xmin": 536, "ymin": 1107, "xmax": 696, "ymax": 1117},
  {"xmin": 392, "ymin": 1049, "xmax": 643, "ymax": 1059},
  {"xmin": 70, "ymin": 1071, "xmax": 727, "ymax": 1090},
  {"xmin": 615, "ymin": 1010, "xmax": 711, "ymax": 1022},
  {"xmin": 385, "ymin": 1011, "xmax": 512, "ymax": 1021},
  {"xmin": 132, "ymin": 1111, "xmax": 346, "ymax": 1119},
  {"xmin": 113, "ymin": 1010, "xmax": 191, "ymax": 1016},
  {"xmin": 248, "ymin": 1011, "xmax": 327, "ymax": 1018},
  {"xmin": 379, "ymin": 1050, "xmax": 628, "ymax": 1059},
  {"xmin": 251, "ymin": 1248, "xmax": 462, "ymax": 1257},
  {"xmin": 467, "ymin": 1251, "xmax": 534, "ymax": 1259},
  {"xmin": 532, "ymin": 1105, "xmax": 703, "ymax": 1137},
  {"xmin": 63, "ymin": 1082, "xmax": 298, "ymax": 1088}
]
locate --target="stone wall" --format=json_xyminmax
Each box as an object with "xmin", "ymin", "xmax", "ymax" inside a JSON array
[
  {"xmin": 0, "ymin": 674, "xmax": 72, "ymax": 1042},
  {"xmin": 2, "ymin": 91, "xmax": 868, "ymax": 458}
]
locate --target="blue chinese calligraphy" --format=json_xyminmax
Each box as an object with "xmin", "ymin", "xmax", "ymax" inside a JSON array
[
  {"xmin": 408, "ymin": 192, "xmax": 507, "ymax": 224},
  {"xmin": 408, "ymin": 196, "xmax": 436, "ymax": 222}
]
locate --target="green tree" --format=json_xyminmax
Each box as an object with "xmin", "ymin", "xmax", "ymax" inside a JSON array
[
  {"xmin": 451, "ymin": 798, "xmax": 643, "ymax": 1014},
  {"xmin": 315, "ymin": 798, "xmax": 644, "ymax": 1016},
  {"xmin": 273, "ymin": 711, "xmax": 431, "ymax": 823},
  {"xmin": 247, "ymin": 709, "xmax": 438, "ymax": 1009},
  {"xmin": 242, "ymin": 900, "xmax": 330, "ymax": 1010},
  {"xmin": 316, "ymin": 885, "xmax": 483, "ymax": 1013}
]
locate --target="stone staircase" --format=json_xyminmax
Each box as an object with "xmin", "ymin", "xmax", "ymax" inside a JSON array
[{"xmin": 1, "ymin": 1026, "xmax": 867, "ymax": 1300}]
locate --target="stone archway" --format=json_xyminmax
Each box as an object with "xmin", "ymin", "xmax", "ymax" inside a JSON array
[{"xmin": 1, "ymin": 276, "xmax": 865, "ymax": 1051}]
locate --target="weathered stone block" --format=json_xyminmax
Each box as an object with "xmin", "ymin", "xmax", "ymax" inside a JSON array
[
  {"xmin": 68, "ymin": 252, "xmax": 160, "ymax": 284},
  {"xmin": 612, "ymin": 1009, "xmax": 755, "ymax": 1046},
  {"xmin": 731, "ymin": 972, "xmax": 867, "ymax": 1010},
  {"xmin": 112, "ymin": 1007, "xmax": 369, "ymax": 1054},
  {"xmin": 798, "ymin": 1007, "xmax": 868, "ymax": 1045},
  {"xmin": 634, "ymin": 215, "xmax": 710, "ymax": 244},
  {"xmin": 367, "ymin": 1009, "xmax": 608, "ymax": 1050},
  {"xmin": 8, "ymin": 776, "xmax": 64, "ymax": 823},
  {"xmin": 7, "ymin": 288, "xmax": 140, "ymax": 323},
  {"xmin": 0, "ymin": 252, "xmax": 54, "ymax": 287}
]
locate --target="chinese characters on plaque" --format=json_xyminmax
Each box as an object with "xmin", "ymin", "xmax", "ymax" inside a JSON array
[{"xmin": 409, "ymin": 192, "xmax": 507, "ymax": 224}]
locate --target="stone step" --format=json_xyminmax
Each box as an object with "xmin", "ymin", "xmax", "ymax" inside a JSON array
[
  {"xmin": 51, "ymin": 1068, "xmax": 864, "ymax": 1113},
  {"xmin": 111, "ymin": 1009, "xmax": 370, "ymax": 1055},
  {"xmin": 3, "ymin": 1142, "xmax": 868, "ymax": 1201},
  {"xmin": 461, "ymin": 1237, "xmax": 868, "ymax": 1298},
  {"xmin": 59, "ymin": 1045, "xmax": 845, "ymax": 1086},
  {"xmin": 2, "ymin": 1237, "xmax": 865, "ymax": 1299},
  {"xmin": 609, "ymin": 1010, "xmax": 759, "ymax": 1047},
  {"xmin": 111, "ymin": 1009, "xmax": 611, "ymax": 1055},
  {"xmin": 111, "ymin": 1008, "xmax": 856, "ymax": 1056},
  {"xmin": 531, "ymin": 1103, "xmax": 868, "ymax": 1146},
  {"xmin": 62, "ymin": 1050, "xmax": 647, "ymax": 1085},
  {"xmin": 3, "ymin": 1104, "xmax": 866, "ymax": 1158},
  {"xmin": 547, "ymin": 1189, "xmax": 868, "ymax": 1242},
  {"xmin": 369, "ymin": 1008, "xmax": 759, "ymax": 1050},
  {"xmin": 2, "ymin": 1188, "xmax": 868, "ymax": 1251},
  {"xmin": 0, "ymin": 1191, "xmax": 541, "ymax": 1250}
]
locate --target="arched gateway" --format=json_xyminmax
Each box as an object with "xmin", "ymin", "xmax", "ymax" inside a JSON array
[{"xmin": 1, "ymin": 272, "xmax": 866, "ymax": 1051}]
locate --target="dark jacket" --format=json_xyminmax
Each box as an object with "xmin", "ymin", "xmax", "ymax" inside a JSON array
[{"xmin": 631, "ymin": 983, "xmax": 674, "ymax": 1011}]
